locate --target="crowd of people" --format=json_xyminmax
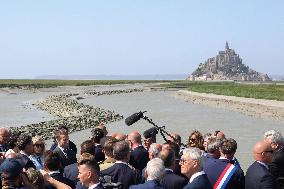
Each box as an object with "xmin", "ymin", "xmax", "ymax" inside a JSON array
[{"xmin": 0, "ymin": 124, "xmax": 283, "ymax": 189}]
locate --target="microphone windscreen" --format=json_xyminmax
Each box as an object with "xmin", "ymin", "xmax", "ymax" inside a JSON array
[
  {"xmin": 143, "ymin": 127, "xmax": 158, "ymax": 139},
  {"xmin": 125, "ymin": 112, "xmax": 144, "ymax": 126}
]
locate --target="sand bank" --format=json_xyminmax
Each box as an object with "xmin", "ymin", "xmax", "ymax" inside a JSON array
[{"xmin": 175, "ymin": 90, "xmax": 284, "ymax": 122}]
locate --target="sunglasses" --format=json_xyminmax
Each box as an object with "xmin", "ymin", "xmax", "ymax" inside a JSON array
[
  {"xmin": 34, "ymin": 143, "xmax": 44, "ymax": 148},
  {"xmin": 189, "ymin": 138, "xmax": 197, "ymax": 142}
]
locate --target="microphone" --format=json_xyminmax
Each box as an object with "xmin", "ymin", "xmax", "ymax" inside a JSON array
[
  {"xmin": 125, "ymin": 112, "xmax": 144, "ymax": 126},
  {"xmin": 143, "ymin": 127, "xmax": 158, "ymax": 139}
]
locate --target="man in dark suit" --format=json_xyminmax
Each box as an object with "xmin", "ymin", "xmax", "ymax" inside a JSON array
[
  {"xmin": 101, "ymin": 141, "xmax": 140, "ymax": 189},
  {"xmin": 204, "ymin": 138, "xmax": 244, "ymax": 189},
  {"xmin": 246, "ymin": 140, "xmax": 279, "ymax": 189},
  {"xmin": 202, "ymin": 137, "xmax": 221, "ymax": 170},
  {"xmin": 180, "ymin": 148, "xmax": 212, "ymax": 189},
  {"xmin": 264, "ymin": 130, "xmax": 284, "ymax": 189},
  {"xmin": 128, "ymin": 131, "xmax": 149, "ymax": 172},
  {"xmin": 44, "ymin": 152, "xmax": 76, "ymax": 189},
  {"xmin": 53, "ymin": 129, "xmax": 77, "ymax": 167},
  {"xmin": 16, "ymin": 133, "xmax": 36, "ymax": 169},
  {"xmin": 130, "ymin": 158, "xmax": 165, "ymax": 189},
  {"xmin": 78, "ymin": 159, "xmax": 104, "ymax": 189},
  {"xmin": 159, "ymin": 149, "xmax": 187, "ymax": 189}
]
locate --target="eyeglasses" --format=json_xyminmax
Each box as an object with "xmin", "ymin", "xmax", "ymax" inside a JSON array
[
  {"xmin": 180, "ymin": 158, "xmax": 188, "ymax": 164},
  {"xmin": 189, "ymin": 138, "xmax": 197, "ymax": 142},
  {"xmin": 34, "ymin": 143, "xmax": 44, "ymax": 148}
]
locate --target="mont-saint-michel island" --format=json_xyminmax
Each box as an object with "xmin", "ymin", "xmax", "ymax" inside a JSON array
[{"xmin": 187, "ymin": 42, "xmax": 271, "ymax": 81}]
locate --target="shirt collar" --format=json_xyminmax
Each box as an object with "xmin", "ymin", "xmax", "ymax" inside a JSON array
[
  {"xmin": 190, "ymin": 171, "xmax": 205, "ymax": 183},
  {"xmin": 133, "ymin": 145, "xmax": 143, "ymax": 150},
  {"xmin": 257, "ymin": 161, "xmax": 269, "ymax": 169},
  {"xmin": 115, "ymin": 161, "xmax": 129, "ymax": 166},
  {"xmin": 165, "ymin": 168, "xmax": 174, "ymax": 173},
  {"xmin": 48, "ymin": 170, "xmax": 60, "ymax": 175},
  {"xmin": 89, "ymin": 183, "xmax": 99, "ymax": 189}
]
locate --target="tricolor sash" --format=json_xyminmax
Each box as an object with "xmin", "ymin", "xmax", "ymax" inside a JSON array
[{"xmin": 213, "ymin": 163, "xmax": 237, "ymax": 189}]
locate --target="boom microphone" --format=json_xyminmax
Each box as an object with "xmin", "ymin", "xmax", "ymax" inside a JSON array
[{"xmin": 125, "ymin": 112, "xmax": 144, "ymax": 126}]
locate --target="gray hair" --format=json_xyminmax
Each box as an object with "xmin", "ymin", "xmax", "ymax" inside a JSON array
[
  {"xmin": 146, "ymin": 158, "xmax": 165, "ymax": 180},
  {"xmin": 113, "ymin": 141, "xmax": 130, "ymax": 160},
  {"xmin": 149, "ymin": 143, "xmax": 162, "ymax": 158},
  {"xmin": 207, "ymin": 137, "xmax": 222, "ymax": 153},
  {"xmin": 182, "ymin": 147, "xmax": 202, "ymax": 162},
  {"xmin": 264, "ymin": 130, "xmax": 284, "ymax": 145}
]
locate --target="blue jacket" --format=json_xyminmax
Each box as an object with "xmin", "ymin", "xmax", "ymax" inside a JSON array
[
  {"xmin": 130, "ymin": 180, "xmax": 164, "ymax": 189},
  {"xmin": 183, "ymin": 174, "xmax": 212, "ymax": 189}
]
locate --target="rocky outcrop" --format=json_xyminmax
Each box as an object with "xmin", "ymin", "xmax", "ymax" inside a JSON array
[{"xmin": 187, "ymin": 42, "xmax": 271, "ymax": 81}]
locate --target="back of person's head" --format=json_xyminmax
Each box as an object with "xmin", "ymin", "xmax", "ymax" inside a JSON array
[
  {"xmin": 6, "ymin": 131, "xmax": 21, "ymax": 150},
  {"xmin": 207, "ymin": 137, "xmax": 222, "ymax": 154},
  {"xmin": 113, "ymin": 141, "xmax": 130, "ymax": 161},
  {"xmin": 78, "ymin": 153, "xmax": 95, "ymax": 164},
  {"xmin": 0, "ymin": 158, "xmax": 23, "ymax": 180},
  {"xmin": 264, "ymin": 130, "xmax": 284, "ymax": 145},
  {"xmin": 26, "ymin": 168, "xmax": 44, "ymax": 189},
  {"xmin": 103, "ymin": 138, "xmax": 118, "ymax": 157},
  {"xmin": 146, "ymin": 158, "xmax": 165, "ymax": 181},
  {"xmin": 149, "ymin": 143, "xmax": 162, "ymax": 158},
  {"xmin": 80, "ymin": 140, "xmax": 96, "ymax": 155},
  {"xmin": 166, "ymin": 141, "xmax": 180, "ymax": 159},
  {"xmin": 91, "ymin": 128, "xmax": 104, "ymax": 143},
  {"xmin": 220, "ymin": 138, "xmax": 237, "ymax": 156},
  {"xmin": 16, "ymin": 133, "xmax": 32, "ymax": 151},
  {"xmin": 44, "ymin": 151, "xmax": 62, "ymax": 171},
  {"xmin": 159, "ymin": 149, "xmax": 175, "ymax": 168}
]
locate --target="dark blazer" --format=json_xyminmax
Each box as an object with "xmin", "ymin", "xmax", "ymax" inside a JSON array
[
  {"xmin": 129, "ymin": 146, "xmax": 149, "ymax": 171},
  {"xmin": 46, "ymin": 172, "xmax": 75, "ymax": 189},
  {"xmin": 101, "ymin": 162, "xmax": 140, "ymax": 189},
  {"xmin": 130, "ymin": 180, "xmax": 165, "ymax": 189},
  {"xmin": 64, "ymin": 163, "xmax": 79, "ymax": 182},
  {"xmin": 160, "ymin": 169, "xmax": 187, "ymax": 189},
  {"xmin": 53, "ymin": 146, "xmax": 77, "ymax": 167},
  {"xmin": 245, "ymin": 161, "xmax": 279, "ymax": 189},
  {"xmin": 17, "ymin": 153, "xmax": 36, "ymax": 170},
  {"xmin": 183, "ymin": 174, "xmax": 212, "ymax": 189},
  {"xmin": 201, "ymin": 154, "xmax": 217, "ymax": 171},
  {"xmin": 269, "ymin": 147, "xmax": 284, "ymax": 188},
  {"xmin": 95, "ymin": 144, "xmax": 105, "ymax": 163},
  {"xmin": 50, "ymin": 140, "xmax": 77, "ymax": 154},
  {"xmin": 75, "ymin": 181, "xmax": 87, "ymax": 189},
  {"xmin": 204, "ymin": 158, "xmax": 244, "ymax": 189}
]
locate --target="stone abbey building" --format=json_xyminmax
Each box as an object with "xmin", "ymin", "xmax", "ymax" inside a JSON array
[{"xmin": 187, "ymin": 42, "xmax": 271, "ymax": 81}]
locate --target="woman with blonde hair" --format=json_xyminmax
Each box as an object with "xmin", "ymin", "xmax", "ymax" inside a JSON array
[
  {"xmin": 29, "ymin": 135, "xmax": 45, "ymax": 170},
  {"xmin": 187, "ymin": 130, "xmax": 205, "ymax": 151}
]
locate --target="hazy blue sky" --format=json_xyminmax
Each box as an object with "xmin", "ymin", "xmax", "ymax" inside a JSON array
[{"xmin": 0, "ymin": 1, "xmax": 283, "ymax": 79}]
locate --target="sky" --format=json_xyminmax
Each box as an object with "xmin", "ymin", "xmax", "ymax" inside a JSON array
[{"xmin": 0, "ymin": 1, "xmax": 283, "ymax": 79}]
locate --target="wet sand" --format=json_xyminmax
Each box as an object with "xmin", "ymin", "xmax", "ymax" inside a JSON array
[
  {"xmin": 1, "ymin": 85, "xmax": 284, "ymax": 171},
  {"xmin": 175, "ymin": 90, "xmax": 284, "ymax": 122}
]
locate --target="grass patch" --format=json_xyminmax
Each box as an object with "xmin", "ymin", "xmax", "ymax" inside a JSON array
[
  {"xmin": 159, "ymin": 81, "xmax": 284, "ymax": 101},
  {"xmin": 0, "ymin": 79, "xmax": 173, "ymax": 89}
]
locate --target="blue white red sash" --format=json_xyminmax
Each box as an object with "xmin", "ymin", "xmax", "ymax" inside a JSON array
[{"xmin": 213, "ymin": 163, "xmax": 237, "ymax": 189}]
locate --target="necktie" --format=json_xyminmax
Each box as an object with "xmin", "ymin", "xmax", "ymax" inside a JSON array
[{"xmin": 37, "ymin": 156, "xmax": 42, "ymax": 166}]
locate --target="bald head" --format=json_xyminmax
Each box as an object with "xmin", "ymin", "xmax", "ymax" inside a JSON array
[
  {"xmin": 115, "ymin": 133, "xmax": 127, "ymax": 141},
  {"xmin": 253, "ymin": 140, "xmax": 274, "ymax": 164},
  {"xmin": 128, "ymin": 131, "xmax": 142, "ymax": 149},
  {"xmin": 0, "ymin": 128, "xmax": 10, "ymax": 144}
]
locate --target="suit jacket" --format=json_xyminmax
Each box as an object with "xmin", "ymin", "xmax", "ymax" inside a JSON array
[
  {"xmin": 95, "ymin": 144, "xmax": 105, "ymax": 163},
  {"xmin": 160, "ymin": 169, "xmax": 187, "ymax": 189},
  {"xmin": 45, "ymin": 172, "xmax": 76, "ymax": 189},
  {"xmin": 201, "ymin": 154, "xmax": 217, "ymax": 171},
  {"xmin": 64, "ymin": 163, "xmax": 79, "ymax": 182},
  {"xmin": 245, "ymin": 161, "xmax": 279, "ymax": 189},
  {"xmin": 101, "ymin": 162, "xmax": 140, "ymax": 189},
  {"xmin": 50, "ymin": 140, "xmax": 77, "ymax": 154},
  {"xmin": 75, "ymin": 181, "xmax": 87, "ymax": 189},
  {"xmin": 183, "ymin": 174, "xmax": 212, "ymax": 189},
  {"xmin": 269, "ymin": 147, "xmax": 284, "ymax": 188},
  {"xmin": 130, "ymin": 180, "xmax": 165, "ymax": 189},
  {"xmin": 204, "ymin": 158, "xmax": 244, "ymax": 189},
  {"xmin": 129, "ymin": 146, "xmax": 149, "ymax": 171},
  {"xmin": 53, "ymin": 146, "xmax": 77, "ymax": 167}
]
